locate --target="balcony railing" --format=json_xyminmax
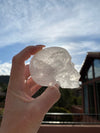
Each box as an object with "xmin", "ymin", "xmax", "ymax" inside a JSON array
[
  {"xmin": 0, "ymin": 113, "xmax": 100, "ymax": 125},
  {"xmin": 42, "ymin": 113, "xmax": 100, "ymax": 125}
]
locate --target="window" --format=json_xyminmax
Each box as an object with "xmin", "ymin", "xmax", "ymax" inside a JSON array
[
  {"xmin": 88, "ymin": 66, "xmax": 93, "ymax": 80},
  {"xmin": 88, "ymin": 84, "xmax": 95, "ymax": 114},
  {"xmin": 94, "ymin": 59, "xmax": 100, "ymax": 78},
  {"xmin": 82, "ymin": 74, "xmax": 88, "ymax": 83},
  {"xmin": 83, "ymin": 85, "xmax": 89, "ymax": 113},
  {"xmin": 95, "ymin": 81, "xmax": 100, "ymax": 120}
]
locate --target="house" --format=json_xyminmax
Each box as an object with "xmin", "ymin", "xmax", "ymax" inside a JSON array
[{"xmin": 79, "ymin": 52, "xmax": 100, "ymax": 120}]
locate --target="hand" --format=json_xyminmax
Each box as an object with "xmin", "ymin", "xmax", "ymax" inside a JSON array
[{"xmin": 0, "ymin": 45, "xmax": 60, "ymax": 133}]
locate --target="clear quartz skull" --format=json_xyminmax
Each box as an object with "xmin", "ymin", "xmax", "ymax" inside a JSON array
[{"xmin": 29, "ymin": 47, "xmax": 80, "ymax": 88}]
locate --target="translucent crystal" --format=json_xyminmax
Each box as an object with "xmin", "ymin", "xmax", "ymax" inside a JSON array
[{"xmin": 29, "ymin": 47, "xmax": 80, "ymax": 88}]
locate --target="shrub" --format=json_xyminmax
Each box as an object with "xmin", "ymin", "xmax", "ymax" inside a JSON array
[
  {"xmin": 49, "ymin": 106, "xmax": 70, "ymax": 113},
  {"xmin": 45, "ymin": 106, "xmax": 73, "ymax": 122},
  {"xmin": 0, "ymin": 108, "xmax": 4, "ymax": 116}
]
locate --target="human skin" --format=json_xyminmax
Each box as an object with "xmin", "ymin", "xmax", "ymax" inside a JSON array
[{"xmin": 0, "ymin": 45, "xmax": 61, "ymax": 133}]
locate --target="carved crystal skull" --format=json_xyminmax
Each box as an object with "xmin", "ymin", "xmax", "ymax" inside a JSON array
[{"xmin": 29, "ymin": 47, "xmax": 80, "ymax": 88}]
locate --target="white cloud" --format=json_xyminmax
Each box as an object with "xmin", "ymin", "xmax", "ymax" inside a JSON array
[
  {"xmin": 75, "ymin": 64, "xmax": 82, "ymax": 72},
  {"xmin": 0, "ymin": 0, "xmax": 100, "ymax": 75},
  {"xmin": 0, "ymin": 63, "xmax": 11, "ymax": 75},
  {"xmin": 0, "ymin": 0, "xmax": 100, "ymax": 47}
]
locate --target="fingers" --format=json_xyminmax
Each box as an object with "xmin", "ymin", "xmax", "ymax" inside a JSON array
[
  {"xmin": 24, "ymin": 64, "xmax": 30, "ymax": 80},
  {"xmin": 10, "ymin": 45, "xmax": 45, "ymax": 85},
  {"xmin": 12, "ymin": 45, "xmax": 45, "ymax": 64},
  {"xmin": 25, "ymin": 84, "xmax": 41, "ymax": 97},
  {"xmin": 25, "ymin": 77, "xmax": 41, "ymax": 96},
  {"xmin": 36, "ymin": 85, "xmax": 61, "ymax": 114},
  {"xmin": 30, "ymin": 84, "xmax": 42, "ymax": 97},
  {"xmin": 26, "ymin": 77, "xmax": 36, "ymax": 90}
]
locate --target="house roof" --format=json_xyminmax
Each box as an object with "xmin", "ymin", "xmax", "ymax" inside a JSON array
[{"xmin": 79, "ymin": 52, "xmax": 100, "ymax": 81}]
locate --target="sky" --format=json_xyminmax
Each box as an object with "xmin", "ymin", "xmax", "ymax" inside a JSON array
[{"xmin": 0, "ymin": 0, "xmax": 100, "ymax": 75}]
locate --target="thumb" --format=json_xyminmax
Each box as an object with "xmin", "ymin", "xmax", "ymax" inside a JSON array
[{"xmin": 36, "ymin": 85, "xmax": 61, "ymax": 114}]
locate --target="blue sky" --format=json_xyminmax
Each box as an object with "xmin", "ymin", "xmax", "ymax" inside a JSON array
[{"xmin": 0, "ymin": 0, "xmax": 100, "ymax": 75}]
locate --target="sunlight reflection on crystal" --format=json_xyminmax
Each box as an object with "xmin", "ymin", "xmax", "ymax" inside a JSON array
[{"xmin": 29, "ymin": 47, "xmax": 80, "ymax": 89}]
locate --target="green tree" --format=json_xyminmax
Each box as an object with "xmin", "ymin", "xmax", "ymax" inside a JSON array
[
  {"xmin": 54, "ymin": 88, "xmax": 74, "ymax": 109},
  {"xmin": 0, "ymin": 83, "xmax": 7, "ymax": 93}
]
